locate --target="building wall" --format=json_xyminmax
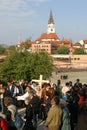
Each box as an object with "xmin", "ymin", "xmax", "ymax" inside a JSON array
[
  {"xmin": 52, "ymin": 54, "xmax": 87, "ymax": 69},
  {"xmin": 32, "ymin": 43, "xmax": 58, "ymax": 54},
  {"xmin": 70, "ymin": 55, "xmax": 87, "ymax": 68}
]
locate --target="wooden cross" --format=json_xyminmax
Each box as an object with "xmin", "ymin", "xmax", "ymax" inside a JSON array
[{"xmin": 31, "ymin": 74, "xmax": 49, "ymax": 89}]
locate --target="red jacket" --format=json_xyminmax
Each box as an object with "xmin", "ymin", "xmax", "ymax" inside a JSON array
[
  {"xmin": 0, "ymin": 117, "xmax": 8, "ymax": 130},
  {"xmin": 78, "ymin": 96, "xmax": 85, "ymax": 104}
]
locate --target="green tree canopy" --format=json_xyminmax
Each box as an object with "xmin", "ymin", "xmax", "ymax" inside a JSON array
[
  {"xmin": 22, "ymin": 38, "xmax": 31, "ymax": 49},
  {"xmin": 0, "ymin": 50, "xmax": 53, "ymax": 81},
  {"xmin": 55, "ymin": 45, "xmax": 70, "ymax": 54},
  {"xmin": 0, "ymin": 45, "xmax": 6, "ymax": 54},
  {"xmin": 73, "ymin": 48, "xmax": 86, "ymax": 55}
]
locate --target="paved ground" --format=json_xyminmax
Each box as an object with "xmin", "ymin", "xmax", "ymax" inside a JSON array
[
  {"xmin": 50, "ymin": 71, "xmax": 87, "ymax": 85},
  {"xmin": 37, "ymin": 120, "xmax": 45, "ymax": 130}
]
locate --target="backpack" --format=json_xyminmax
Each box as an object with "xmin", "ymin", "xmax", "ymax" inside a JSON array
[{"xmin": 15, "ymin": 113, "xmax": 24, "ymax": 129}]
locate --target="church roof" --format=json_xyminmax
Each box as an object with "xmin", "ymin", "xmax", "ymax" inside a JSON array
[
  {"xmin": 31, "ymin": 32, "xmax": 60, "ymax": 45},
  {"xmin": 33, "ymin": 32, "xmax": 60, "ymax": 44},
  {"xmin": 48, "ymin": 10, "xmax": 54, "ymax": 24},
  {"xmin": 40, "ymin": 33, "xmax": 59, "ymax": 39}
]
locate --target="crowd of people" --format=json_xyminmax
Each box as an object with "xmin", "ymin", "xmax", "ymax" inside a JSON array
[{"xmin": 0, "ymin": 78, "xmax": 87, "ymax": 130}]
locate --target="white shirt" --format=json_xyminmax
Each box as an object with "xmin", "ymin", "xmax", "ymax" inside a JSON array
[
  {"xmin": 16, "ymin": 92, "xmax": 29, "ymax": 100},
  {"xmin": 61, "ymin": 86, "xmax": 70, "ymax": 95}
]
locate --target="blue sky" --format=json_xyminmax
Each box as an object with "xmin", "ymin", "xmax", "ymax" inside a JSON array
[{"xmin": 0, "ymin": 0, "xmax": 87, "ymax": 45}]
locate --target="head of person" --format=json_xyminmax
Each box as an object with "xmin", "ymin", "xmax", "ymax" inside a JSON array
[
  {"xmin": 46, "ymin": 83, "xmax": 51, "ymax": 91},
  {"xmin": 24, "ymin": 97, "xmax": 31, "ymax": 105},
  {"xmin": 29, "ymin": 92, "xmax": 34, "ymax": 100},
  {"xmin": 77, "ymin": 78, "xmax": 80, "ymax": 82},
  {"xmin": 53, "ymin": 84, "xmax": 57, "ymax": 90},
  {"xmin": 25, "ymin": 86, "xmax": 32, "ymax": 93},
  {"xmin": 7, "ymin": 80, "xmax": 12, "ymax": 86},
  {"xmin": 36, "ymin": 85, "xmax": 41, "ymax": 91},
  {"xmin": 45, "ymin": 91, "xmax": 50, "ymax": 98},
  {"xmin": 65, "ymin": 82, "xmax": 69, "ymax": 87},
  {"xmin": 51, "ymin": 96, "xmax": 59, "ymax": 106},
  {"xmin": 59, "ymin": 98, "xmax": 66, "ymax": 108},
  {"xmin": 4, "ymin": 97, "xmax": 13, "ymax": 107},
  {"xmin": 0, "ymin": 80, "xmax": 3, "ymax": 88}
]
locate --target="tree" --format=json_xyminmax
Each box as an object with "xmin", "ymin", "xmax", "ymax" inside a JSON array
[
  {"xmin": 55, "ymin": 45, "xmax": 70, "ymax": 54},
  {"xmin": 73, "ymin": 48, "xmax": 86, "ymax": 55},
  {"xmin": 16, "ymin": 38, "xmax": 31, "ymax": 52},
  {"xmin": 0, "ymin": 45, "xmax": 6, "ymax": 54},
  {"xmin": 6, "ymin": 45, "xmax": 16, "ymax": 55},
  {"xmin": 0, "ymin": 51, "xmax": 53, "ymax": 81}
]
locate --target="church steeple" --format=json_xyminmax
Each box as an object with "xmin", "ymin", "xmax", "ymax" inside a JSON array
[
  {"xmin": 48, "ymin": 10, "xmax": 54, "ymax": 24},
  {"xmin": 47, "ymin": 10, "xmax": 55, "ymax": 34}
]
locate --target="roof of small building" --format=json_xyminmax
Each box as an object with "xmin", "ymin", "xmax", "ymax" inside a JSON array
[
  {"xmin": 73, "ymin": 42, "xmax": 81, "ymax": 46},
  {"xmin": 83, "ymin": 40, "xmax": 87, "ymax": 44},
  {"xmin": 61, "ymin": 38, "xmax": 71, "ymax": 44}
]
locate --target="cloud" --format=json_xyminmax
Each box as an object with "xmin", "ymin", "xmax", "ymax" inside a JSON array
[
  {"xmin": 0, "ymin": 0, "xmax": 50, "ymax": 8},
  {"xmin": 27, "ymin": 0, "xmax": 50, "ymax": 2},
  {"xmin": 0, "ymin": 0, "xmax": 32, "ymax": 17},
  {"xmin": 0, "ymin": 0, "xmax": 50, "ymax": 18}
]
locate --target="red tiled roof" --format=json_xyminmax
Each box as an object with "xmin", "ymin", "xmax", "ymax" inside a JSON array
[
  {"xmin": 83, "ymin": 40, "xmax": 87, "ymax": 44},
  {"xmin": 61, "ymin": 38, "xmax": 71, "ymax": 44},
  {"xmin": 29, "ymin": 41, "xmax": 35, "ymax": 45},
  {"xmin": 74, "ymin": 42, "xmax": 81, "ymax": 46},
  {"xmin": 28, "ymin": 33, "xmax": 71, "ymax": 47},
  {"xmin": 33, "ymin": 32, "xmax": 60, "ymax": 44},
  {"xmin": 40, "ymin": 33, "xmax": 59, "ymax": 39}
]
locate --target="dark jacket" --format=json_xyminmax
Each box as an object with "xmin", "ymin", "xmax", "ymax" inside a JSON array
[
  {"xmin": 25, "ymin": 104, "xmax": 33, "ymax": 122},
  {"xmin": 77, "ymin": 101, "xmax": 87, "ymax": 130},
  {"xmin": 30, "ymin": 96, "xmax": 41, "ymax": 115},
  {"xmin": 23, "ymin": 104, "xmax": 34, "ymax": 130}
]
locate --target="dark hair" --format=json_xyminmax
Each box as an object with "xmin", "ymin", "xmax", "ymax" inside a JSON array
[
  {"xmin": 4, "ymin": 97, "xmax": 13, "ymax": 106},
  {"xmin": 0, "ymin": 80, "xmax": 3, "ymax": 84},
  {"xmin": 65, "ymin": 82, "xmax": 69, "ymax": 86},
  {"xmin": 78, "ymin": 90, "xmax": 84, "ymax": 96},
  {"xmin": 53, "ymin": 96, "xmax": 59, "ymax": 105},
  {"xmin": 7, "ymin": 79, "xmax": 13, "ymax": 83},
  {"xmin": 46, "ymin": 91, "xmax": 50, "ymax": 97},
  {"xmin": 76, "ymin": 79, "xmax": 80, "ymax": 82}
]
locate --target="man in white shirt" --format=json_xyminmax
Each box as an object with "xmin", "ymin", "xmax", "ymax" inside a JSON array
[{"xmin": 61, "ymin": 82, "xmax": 70, "ymax": 101}]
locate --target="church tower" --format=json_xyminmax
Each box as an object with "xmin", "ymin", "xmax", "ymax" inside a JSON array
[{"xmin": 47, "ymin": 10, "xmax": 55, "ymax": 34}]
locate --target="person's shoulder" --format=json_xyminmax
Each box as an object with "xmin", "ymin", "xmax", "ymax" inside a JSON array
[{"xmin": 0, "ymin": 113, "xmax": 5, "ymax": 119}]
